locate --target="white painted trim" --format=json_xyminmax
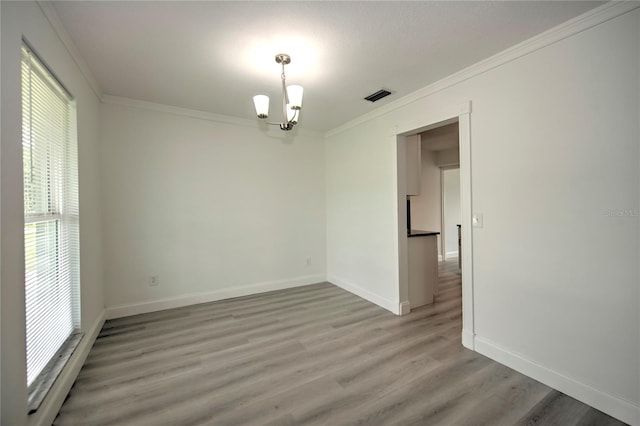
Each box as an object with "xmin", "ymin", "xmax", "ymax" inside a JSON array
[
  {"xmin": 438, "ymin": 254, "xmax": 443, "ymax": 262},
  {"xmin": 445, "ymin": 251, "xmax": 459, "ymax": 260},
  {"xmin": 399, "ymin": 301, "xmax": 411, "ymax": 316},
  {"xmin": 102, "ymin": 95, "xmax": 257, "ymax": 128},
  {"xmin": 106, "ymin": 274, "xmax": 326, "ymax": 319},
  {"xmin": 461, "ymin": 329, "xmax": 475, "ymax": 350},
  {"xmin": 458, "ymin": 110, "xmax": 475, "ymax": 348},
  {"xmin": 101, "ymin": 95, "xmax": 324, "ymax": 137},
  {"xmin": 28, "ymin": 310, "xmax": 106, "ymax": 426},
  {"xmin": 396, "ymin": 102, "xmax": 468, "ymax": 137},
  {"xmin": 36, "ymin": 1, "xmax": 103, "ymax": 99},
  {"xmin": 394, "ymin": 129, "xmax": 408, "ymax": 309},
  {"xmin": 325, "ymin": 2, "xmax": 640, "ymax": 138},
  {"xmin": 328, "ymin": 275, "xmax": 401, "ymax": 316},
  {"xmin": 475, "ymin": 336, "xmax": 640, "ymax": 426}
]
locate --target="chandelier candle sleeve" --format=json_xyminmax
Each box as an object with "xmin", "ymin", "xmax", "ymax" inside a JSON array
[
  {"xmin": 253, "ymin": 53, "xmax": 303, "ymax": 131},
  {"xmin": 253, "ymin": 95, "xmax": 269, "ymax": 118},
  {"xmin": 287, "ymin": 85, "xmax": 303, "ymax": 109}
]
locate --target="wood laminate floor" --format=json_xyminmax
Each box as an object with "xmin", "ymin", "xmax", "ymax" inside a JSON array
[{"xmin": 54, "ymin": 259, "xmax": 626, "ymax": 425}]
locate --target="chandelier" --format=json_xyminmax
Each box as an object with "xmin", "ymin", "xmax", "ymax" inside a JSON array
[{"xmin": 253, "ymin": 54, "xmax": 303, "ymax": 131}]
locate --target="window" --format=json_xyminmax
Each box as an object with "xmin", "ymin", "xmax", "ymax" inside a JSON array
[{"xmin": 21, "ymin": 43, "xmax": 81, "ymax": 411}]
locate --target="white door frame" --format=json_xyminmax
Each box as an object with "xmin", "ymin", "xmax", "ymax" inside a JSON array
[{"xmin": 395, "ymin": 101, "xmax": 475, "ymax": 349}]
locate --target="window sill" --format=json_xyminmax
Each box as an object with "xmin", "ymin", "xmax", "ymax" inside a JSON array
[{"xmin": 28, "ymin": 332, "xmax": 84, "ymax": 414}]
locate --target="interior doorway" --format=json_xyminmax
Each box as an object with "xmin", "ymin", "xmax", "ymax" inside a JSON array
[
  {"xmin": 394, "ymin": 101, "xmax": 475, "ymax": 350},
  {"xmin": 409, "ymin": 122, "xmax": 460, "ymax": 262},
  {"xmin": 441, "ymin": 166, "xmax": 461, "ymax": 262}
]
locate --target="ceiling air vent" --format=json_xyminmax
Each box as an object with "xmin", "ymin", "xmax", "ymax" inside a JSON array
[{"xmin": 364, "ymin": 89, "xmax": 392, "ymax": 103}]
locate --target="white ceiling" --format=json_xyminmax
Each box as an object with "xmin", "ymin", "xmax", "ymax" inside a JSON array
[{"xmin": 52, "ymin": 1, "xmax": 603, "ymax": 132}]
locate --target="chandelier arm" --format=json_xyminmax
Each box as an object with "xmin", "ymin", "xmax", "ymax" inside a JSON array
[
  {"xmin": 289, "ymin": 109, "xmax": 299, "ymax": 124},
  {"xmin": 262, "ymin": 120, "xmax": 294, "ymax": 129}
]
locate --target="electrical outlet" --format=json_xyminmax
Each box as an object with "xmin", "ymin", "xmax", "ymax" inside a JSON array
[
  {"xmin": 306, "ymin": 257, "xmax": 312, "ymax": 267},
  {"xmin": 148, "ymin": 275, "xmax": 159, "ymax": 287}
]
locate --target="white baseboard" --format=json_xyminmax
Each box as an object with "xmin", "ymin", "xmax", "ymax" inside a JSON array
[
  {"xmin": 105, "ymin": 274, "xmax": 326, "ymax": 319},
  {"xmin": 328, "ymin": 275, "xmax": 401, "ymax": 315},
  {"xmin": 445, "ymin": 251, "xmax": 459, "ymax": 259},
  {"xmin": 31, "ymin": 309, "xmax": 106, "ymax": 426},
  {"xmin": 474, "ymin": 336, "xmax": 640, "ymax": 426},
  {"xmin": 438, "ymin": 254, "xmax": 443, "ymax": 262},
  {"xmin": 399, "ymin": 301, "xmax": 411, "ymax": 316},
  {"xmin": 461, "ymin": 329, "xmax": 475, "ymax": 350}
]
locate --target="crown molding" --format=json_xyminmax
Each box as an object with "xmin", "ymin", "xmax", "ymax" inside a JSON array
[
  {"xmin": 101, "ymin": 95, "xmax": 324, "ymax": 137},
  {"xmin": 37, "ymin": 0, "xmax": 103, "ymax": 100},
  {"xmin": 102, "ymin": 95, "xmax": 258, "ymax": 127},
  {"xmin": 325, "ymin": 1, "xmax": 640, "ymax": 139}
]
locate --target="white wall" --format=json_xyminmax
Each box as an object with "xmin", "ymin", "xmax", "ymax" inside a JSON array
[
  {"xmin": 443, "ymin": 168, "xmax": 461, "ymax": 256},
  {"xmin": 436, "ymin": 147, "xmax": 460, "ymax": 167},
  {"xmin": 325, "ymin": 6, "xmax": 639, "ymax": 424},
  {"xmin": 1, "ymin": 2, "xmax": 104, "ymax": 424},
  {"xmin": 411, "ymin": 146, "xmax": 442, "ymax": 253},
  {"xmin": 0, "ymin": 2, "xmax": 3, "ymax": 418},
  {"xmin": 100, "ymin": 101, "xmax": 326, "ymax": 316},
  {"xmin": 325, "ymin": 121, "xmax": 401, "ymax": 310}
]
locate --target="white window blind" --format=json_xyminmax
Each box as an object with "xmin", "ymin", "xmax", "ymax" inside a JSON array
[{"xmin": 21, "ymin": 44, "xmax": 80, "ymax": 389}]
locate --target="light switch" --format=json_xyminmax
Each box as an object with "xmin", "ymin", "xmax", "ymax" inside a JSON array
[{"xmin": 472, "ymin": 213, "xmax": 483, "ymax": 228}]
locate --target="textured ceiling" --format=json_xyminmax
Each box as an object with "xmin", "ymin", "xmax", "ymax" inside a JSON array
[{"xmin": 52, "ymin": 1, "xmax": 603, "ymax": 132}]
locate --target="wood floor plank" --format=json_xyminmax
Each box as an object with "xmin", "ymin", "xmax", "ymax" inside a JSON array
[
  {"xmin": 54, "ymin": 259, "xmax": 627, "ymax": 426},
  {"xmin": 517, "ymin": 391, "xmax": 594, "ymax": 426}
]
